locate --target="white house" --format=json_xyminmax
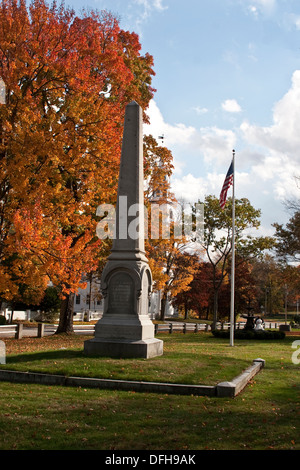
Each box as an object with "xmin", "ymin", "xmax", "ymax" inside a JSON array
[
  {"xmin": 0, "ymin": 279, "xmax": 177, "ymax": 322},
  {"xmin": 73, "ymin": 278, "xmax": 177, "ymax": 321}
]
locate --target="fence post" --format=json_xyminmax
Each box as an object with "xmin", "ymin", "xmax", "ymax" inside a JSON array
[
  {"xmin": 169, "ymin": 323, "xmax": 173, "ymax": 334},
  {"xmin": 154, "ymin": 324, "xmax": 158, "ymax": 335},
  {"xmin": 15, "ymin": 323, "xmax": 23, "ymax": 339},
  {"xmin": 183, "ymin": 323, "xmax": 186, "ymax": 334},
  {"xmin": 194, "ymin": 323, "xmax": 199, "ymax": 333},
  {"xmin": 205, "ymin": 324, "xmax": 209, "ymax": 332},
  {"xmin": 38, "ymin": 323, "xmax": 45, "ymax": 338}
]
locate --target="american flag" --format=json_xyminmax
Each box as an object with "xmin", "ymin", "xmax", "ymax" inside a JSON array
[{"xmin": 219, "ymin": 160, "xmax": 233, "ymax": 209}]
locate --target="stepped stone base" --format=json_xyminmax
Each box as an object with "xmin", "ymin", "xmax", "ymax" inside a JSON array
[{"xmin": 84, "ymin": 337, "xmax": 163, "ymax": 359}]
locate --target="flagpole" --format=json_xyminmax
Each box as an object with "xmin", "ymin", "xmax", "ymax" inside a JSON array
[{"xmin": 230, "ymin": 149, "xmax": 235, "ymax": 347}]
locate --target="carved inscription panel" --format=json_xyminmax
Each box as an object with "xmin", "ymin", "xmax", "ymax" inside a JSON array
[{"xmin": 108, "ymin": 272, "xmax": 134, "ymax": 314}]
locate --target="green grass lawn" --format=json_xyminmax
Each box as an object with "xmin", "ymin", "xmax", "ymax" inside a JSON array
[
  {"xmin": 0, "ymin": 331, "xmax": 299, "ymax": 450},
  {"xmin": 0, "ymin": 332, "xmax": 255, "ymax": 385}
]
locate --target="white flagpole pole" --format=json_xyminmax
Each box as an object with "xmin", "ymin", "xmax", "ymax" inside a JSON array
[{"xmin": 230, "ymin": 149, "xmax": 235, "ymax": 347}]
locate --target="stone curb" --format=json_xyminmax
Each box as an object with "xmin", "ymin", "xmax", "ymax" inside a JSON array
[
  {"xmin": 0, "ymin": 358, "xmax": 264, "ymax": 397},
  {"xmin": 0, "ymin": 369, "xmax": 215, "ymax": 396},
  {"xmin": 216, "ymin": 358, "xmax": 265, "ymax": 397}
]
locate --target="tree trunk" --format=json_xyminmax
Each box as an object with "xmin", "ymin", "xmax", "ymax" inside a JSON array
[
  {"xmin": 205, "ymin": 306, "xmax": 209, "ymax": 320},
  {"xmin": 212, "ymin": 289, "xmax": 219, "ymax": 330},
  {"xmin": 184, "ymin": 301, "xmax": 189, "ymax": 320},
  {"xmin": 160, "ymin": 295, "xmax": 167, "ymax": 321},
  {"xmin": 56, "ymin": 292, "xmax": 75, "ymax": 334}
]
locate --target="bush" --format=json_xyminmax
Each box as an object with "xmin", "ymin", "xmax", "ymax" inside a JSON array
[
  {"xmin": 35, "ymin": 309, "xmax": 58, "ymax": 323},
  {"xmin": 0, "ymin": 315, "xmax": 6, "ymax": 325},
  {"xmin": 212, "ymin": 329, "xmax": 285, "ymax": 340},
  {"xmin": 292, "ymin": 315, "xmax": 300, "ymax": 328}
]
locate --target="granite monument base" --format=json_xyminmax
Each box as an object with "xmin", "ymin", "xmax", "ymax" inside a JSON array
[
  {"xmin": 84, "ymin": 313, "xmax": 163, "ymax": 359},
  {"xmin": 84, "ymin": 337, "xmax": 163, "ymax": 359}
]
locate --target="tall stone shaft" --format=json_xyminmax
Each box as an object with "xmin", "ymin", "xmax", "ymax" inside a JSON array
[
  {"xmin": 112, "ymin": 100, "xmax": 146, "ymax": 258},
  {"xmin": 84, "ymin": 101, "xmax": 163, "ymax": 359}
]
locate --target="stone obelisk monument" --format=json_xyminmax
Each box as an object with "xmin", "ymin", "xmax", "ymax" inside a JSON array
[{"xmin": 84, "ymin": 101, "xmax": 163, "ymax": 358}]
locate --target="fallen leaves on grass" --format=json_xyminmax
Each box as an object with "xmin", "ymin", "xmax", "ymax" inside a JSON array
[{"xmin": 3, "ymin": 334, "xmax": 89, "ymax": 356}]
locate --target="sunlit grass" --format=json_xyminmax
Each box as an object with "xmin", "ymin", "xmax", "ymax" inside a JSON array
[
  {"xmin": 1, "ymin": 332, "xmax": 264, "ymax": 385},
  {"xmin": 0, "ymin": 332, "xmax": 299, "ymax": 450}
]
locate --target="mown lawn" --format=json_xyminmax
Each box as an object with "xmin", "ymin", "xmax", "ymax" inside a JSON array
[{"xmin": 0, "ymin": 332, "xmax": 299, "ymax": 450}]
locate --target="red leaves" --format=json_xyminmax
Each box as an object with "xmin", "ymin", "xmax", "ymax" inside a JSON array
[{"xmin": 0, "ymin": 0, "xmax": 155, "ymax": 303}]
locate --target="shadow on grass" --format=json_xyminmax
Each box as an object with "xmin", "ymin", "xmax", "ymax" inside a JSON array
[
  {"xmin": 1, "ymin": 347, "xmax": 254, "ymax": 387},
  {"xmin": 5, "ymin": 349, "xmax": 85, "ymax": 364},
  {"xmin": 4, "ymin": 346, "xmax": 249, "ymax": 366},
  {"xmin": 3, "ymin": 331, "xmax": 290, "ymax": 385}
]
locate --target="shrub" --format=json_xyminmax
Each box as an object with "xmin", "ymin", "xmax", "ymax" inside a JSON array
[
  {"xmin": 212, "ymin": 329, "xmax": 285, "ymax": 340},
  {"xmin": 292, "ymin": 315, "xmax": 300, "ymax": 328}
]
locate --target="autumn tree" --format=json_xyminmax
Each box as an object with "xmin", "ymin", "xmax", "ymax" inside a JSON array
[
  {"xmin": 143, "ymin": 134, "xmax": 174, "ymax": 205},
  {"xmin": 147, "ymin": 235, "xmax": 199, "ymax": 320},
  {"xmin": 271, "ymin": 183, "xmax": 300, "ymax": 315},
  {"xmin": 172, "ymin": 261, "xmax": 211, "ymax": 319},
  {"xmin": 249, "ymin": 255, "xmax": 283, "ymax": 316},
  {"xmin": 0, "ymin": 0, "xmax": 155, "ymax": 332},
  {"xmin": 144, "ymin": 133, "xmax": 174, "ymax": 292},
  {"xmin": 143, "ymin": 135, "xmax": 200, "ymax": 320},
  {"xmin": 191, "ymin": 195, "xmax": 275, "ymax": 327},
  {"xmin": 273, "ymin": 211, "xmax": 300, "ymax": 263},
  {"xmin": 216, "ymin": 256, "xmax": 263, "ymax": 319}
]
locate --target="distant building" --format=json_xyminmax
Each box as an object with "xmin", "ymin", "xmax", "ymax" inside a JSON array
[
  {"xmin": 73, "ymin": 278, "xmax": 177, "ymax": 320},
  {"xmin": 0, "ymin": 278, "xmax": 177, "ymax": 322}
]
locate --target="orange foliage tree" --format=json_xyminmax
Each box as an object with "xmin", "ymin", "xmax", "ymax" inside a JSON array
[
  {"xmin": 172, "ymin": 261, "xmax": 212, "ymax": 319},
  {"xmin": 0, "ymin": 0, "xmax": 155, "ymax": 331},
  {"xmin": 143, "ymin": 135, "xmax": 199, "ymax": 320}
]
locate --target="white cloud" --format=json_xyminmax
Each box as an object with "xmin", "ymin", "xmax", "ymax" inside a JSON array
[
  {"xmin": 133, "ymin": 0, "xmax": 168, "ymax": 22},
  {"xmin": 248, "ymin": 5, "xmax": 258, "ymax": 17},
  {"xmin": 248, "ymin": 42, "xmax": 258, "ymax": 62},
  {"xmin": 145, "ymin": 100, "xmax": 196, "ymax": 146},
  {"xmin": 170, "ymin": 172, "xmax": 222, "ymax": 204},
  {"xmin": 222, "ymin": 49, "xmax": 241, "ymax": 70},
  {"xmin": 146, "ymin": 70, "xmax": 300, "ymax": 230},
  {"xmin": 146, "ymin": 100, "xmax": 237, "ymax": 169},
  {"xmin": 255, "ymin": 0, "xmax": 276, "ymax": 8},
  {"xmin": 282, "ymin": 13, "xmax": 300, "ymax": 31},
  {"xmin": 145, "ymin": 100, "xmax": 197, "ymax": 176},
  {"xmin": 292, "ymin": 15, "xmax": 300, "ymax": 30},
  {"xmin": 193, "ymin": 127, "xmax": 236, "ymax": 166},
  {"xmin": 152, "ymin": 0, "xmax": 167, "ymax": 11},
  {"xmin": 248, "ymin": 0, "xmax": 276, "ymax": 16},
  {"xmin": 192, "ymin": 106, "xmax": 208, "ymax": 115},
  {"xmin": 123, "ymin": 0, "xmax": 168, "ymax": 35},
  {"xmin": 241, "ymin": 70, "xmax": 300, "ymax": 156},
  {"xmin": 222, "ymin": 99, "xmax": 242, "ymax": 113},
  {"xmin": 240, "ymin": 70, "xmax": 300, "ymax": 202}
]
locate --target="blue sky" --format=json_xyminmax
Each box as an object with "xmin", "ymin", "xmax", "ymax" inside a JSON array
[{"xmin": 68, "ymin": 0, "xmax": 300, "ymax": 235}]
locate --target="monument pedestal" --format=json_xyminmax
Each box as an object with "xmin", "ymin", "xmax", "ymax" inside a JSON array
[
  {"xmin": 84, "ymin": 302, "xmax": 163, "ymax": 359},
  {"xmin": 84, "ymin": 260, "xmax": 163, "ymax": 358},
  {"xmin": 84, "ymin": 338, "xmax": 163, "ymax": 359}
]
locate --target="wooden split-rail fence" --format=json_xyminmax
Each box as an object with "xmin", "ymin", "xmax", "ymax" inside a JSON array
[{"xmin": 0, "ymin": 320, "xmax": 280, "ymax": 339}]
